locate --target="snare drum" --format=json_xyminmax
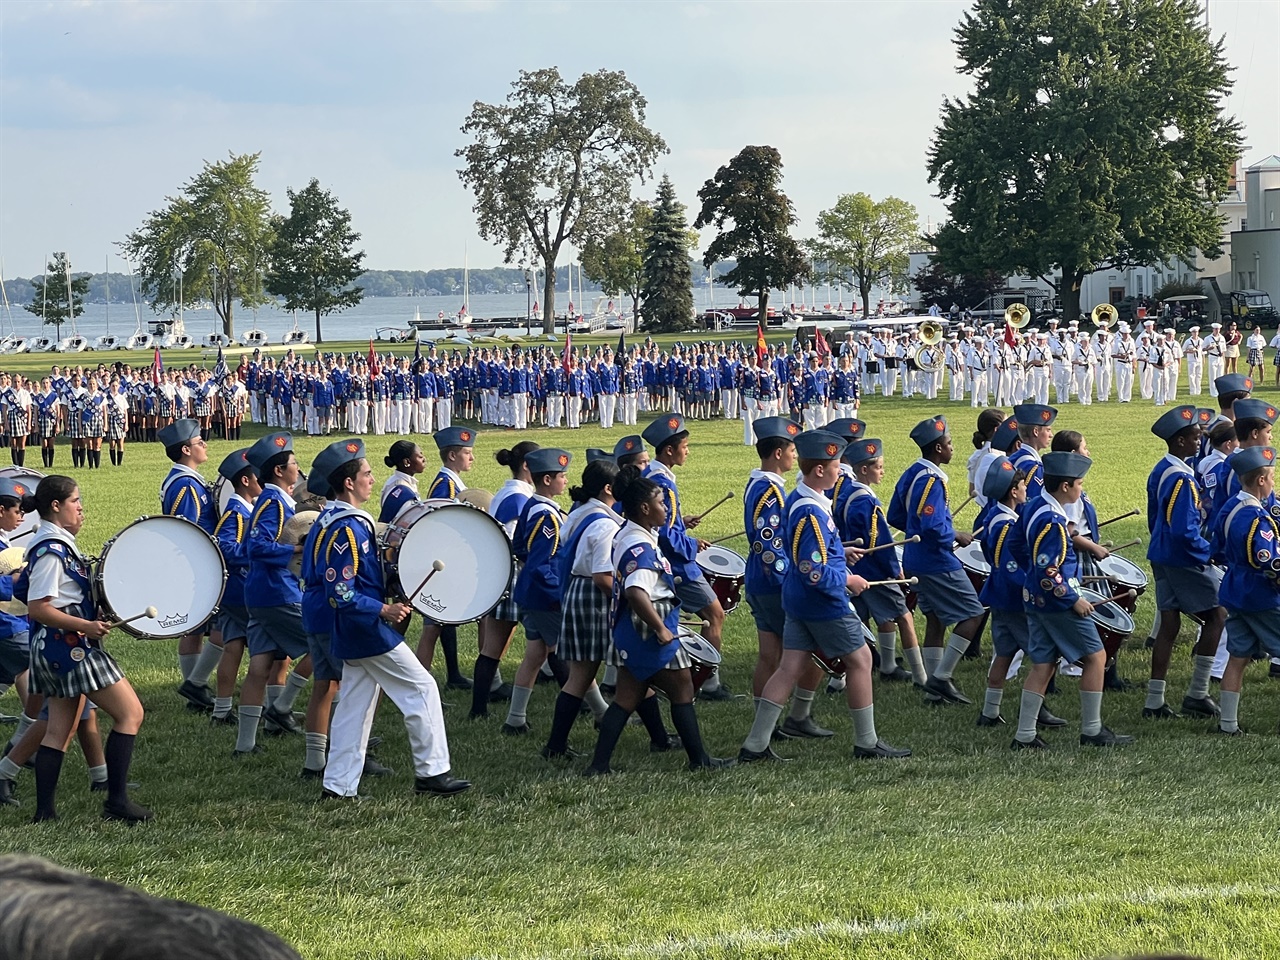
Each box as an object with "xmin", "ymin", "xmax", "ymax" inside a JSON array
[
  {"xmin": 954, "ymin": 539, "xmax": 991, "ymax": 595},
  {"xmin": 677, "ymin": 628, "xmax": 722, "ymax": 667},
  {"xmin": 94, "ymin": 515, "xmax": 226, "ymax": 639},
  {"xmin": 0, "ymin": 466, "xmax": 44, "ymax": 545},
  {"xmin": 380, "ymin": 498, "xmax": 514, "ymax": 624},
  {"xmin": 1080, "ymin": 586, "xmax": 1135, "ymax": 666},
  {"xmin": 1095, "ymin": 554, "xmax": 1147, "ymax": 615},
  {"xmin": 895, "ymin": 544, "xmax": 918, "ymax": 611},
  {"xmin": 695, "ymin": 545, "xmax": 746, "ymax": 614},
  {"xmin": 810, "ymin": 619, "xmax": 876, "ymax": 677}
]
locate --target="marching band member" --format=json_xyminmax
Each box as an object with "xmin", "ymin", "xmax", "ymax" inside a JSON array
[
  {"xmin": 1008, "ymin": 403, "xmax": 1056, "ymax": 504},
  {"xmin": 1012, "ymin": 452, "xmax": 1133, "ymax": 749},
  {"xmin": 1204, "ymin": 322, "xmax": 1226, "ymax": 385},
  {"xmin": 967, "ymin": 408, "xmax": 1006, "ymax": 511},
  {"xmin": 1094, "ymin": 328, "xmax": 1113, "ymax": 402},
  {"xmin": 210, "ymin": 449, "xmax": 260, "ymax": 727},
  {"xmin": 1184, "ymin": 326, "xmax": 1205, "ymax": 395},
  {"xmin": 1071, "ymin": 332, "xmax": 1096, "ymax": 405},
  {"xmin": 1112, "ymin": 324, "xmax": 1137, "ymax": 403},
  {"xmin": 314, "ymin": 438, "xmax": 470, "ymax": 800},
  {"xmin": 975, "ymin": 456, "xmax": 1029, "ymax": 726}
]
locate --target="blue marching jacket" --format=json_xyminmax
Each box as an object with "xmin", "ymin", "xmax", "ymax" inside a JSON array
[
  {"xmin": 1021, "ymin": 494, "xmax": 1082, "ymax": 614},
  {"xmin": 1146, "ymin": 455, "xmax": 1211, "ymax": 568},
  {"xmin": 320, "ymin": 507, "xmax": 401, "ymax": 661},
  {"xmin": 1217, "ymin": 492, "xmax": 1280, "ymax": 613},
  {"xmin": 782, "ymin": 483, "xmax": 848, "ymax": 621},
  {"xmin": 512, "ymin": 496, "xmax": 564, "ymax": 611},
  {"xmin": 743, "ymin": 470, "xmax": 789, "ymax": 595}
]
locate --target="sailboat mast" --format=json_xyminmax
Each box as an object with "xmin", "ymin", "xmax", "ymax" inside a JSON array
[
  {"xmin": 104, "ymin": 255, "xmax": 110, "ymax": 334},
  {"xmin": 65, "ymin": 255, "xmax": 76, "ymax": 337}
]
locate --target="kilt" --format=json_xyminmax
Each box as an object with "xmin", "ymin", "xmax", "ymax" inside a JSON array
[
  {"xmin": 39, "ymin": 414, "xmax": 58, "ymax": 439},
  {"xmin": 194, "ymin": 395, "xmax": 214, "ymax": 417},
  {"xmin": 106, "ymin": 416, "xmax": 126, "ymax": 441},
  {"xmin": 158, "ymin": 394, "xmax": 175, "ymax": 419},
  {"xmin": 85, "ymin": 410, "xmax": 104, "ymax": 438},
  {"xmin": 559, "ymin": 575, "xmax": 613, "ymax": 662},
  {"xmin": 491, "ymin": 592, "xmax": 521, "ymax": 624},
  {"xmin": 29, "ymin": 636, "xmax": 125, "ymax": 698},
  {"xmin": 1248, "ymin": 348, "xmax": 1264, "ymax": 367},
  {"xmin": 7, "ymin": 408, "xmax": 28, "ymax": 436},
  {"xmin": 65, "ymin": 412, "xmax": 87, "ymax": 439}
]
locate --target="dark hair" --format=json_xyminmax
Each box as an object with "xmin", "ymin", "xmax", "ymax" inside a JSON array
[
  {"xmin": 797, "ymin": 457, "xmax": 835, "ymax": 473},
  {"xmin": 1209, "ymin": 421, "xmax": 1237, "ymax": 447},
  {"xmin": 23, "ymin": 475, "xmax": 76, "ymax": 520},
  {"xmin": 163, "ymin": 442, "xmax": 189, "ymax": 463},
  {"xmin": 1042, "ymin": 474, "xmax": 1075, "ymax": 494},
  {"xmin": 755, "ymin": 437, "xmax": 792, "ymax": 460},
  {"xmin": 1051, "ymin": 429, "xmax": 1084, "ymax": 453},
  {"xmin": 328, "ymin": 459, "xmax": 363, "ymax": 494},
  {"xmin": 613, "ymin": 464, "xmax": 660, "ymax": 518},
  {"xmin": 262, "ymin": 450, "xmax": 293, "ymax": 479},
  {"xmin": 616, "ymin": 450, "xmax": 646, "ymax": 468},
  {"xmin": 656, "ymin": 430, "xmax": 689, "ymax": 458},
  {"xmin": 0, "ymin": 495, "xmax": 21, "ymax": 511},
  {"xmin": 494, "ymin": 440, "xmax": 540, "ymax": 476},
  {"xmin": 1235, "ymin": 418, "xmax": 1269, "ymax": 443},
  {"xmin": 1220, "ymin": 389, "xmax": 1249, "ymax": 411},
  {"xmin": 1240, "ymin": 464, "xmax": 1272, "ymax": 487},
  {"xmin": 569, "ymin": 459, "xmax": 618, "ymax": 504},
  {"xmin": 973, "ymin": 409, "xmax": 1006, "ymax": 448},
  {"xmin": 383, "ymin": 440, "xmax": 417, "ymax": 469}
]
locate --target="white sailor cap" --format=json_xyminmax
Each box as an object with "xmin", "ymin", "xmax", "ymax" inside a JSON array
[
  {"xmin": 1164, "ymin": 328, "xmax": 1175, "ymax": 334},
  {"xmin": 1189, "ymin": 325, "xmax": 1200, "ymax": 331},
  {"xmin": 1212, "ymin": 322, "xmax": 1223, "ymax": 328}
]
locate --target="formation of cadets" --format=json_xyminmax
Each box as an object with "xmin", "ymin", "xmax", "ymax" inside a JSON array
[{"xmin": 5, "ymin": 342, "xmax": 1280, "ymax": 814}]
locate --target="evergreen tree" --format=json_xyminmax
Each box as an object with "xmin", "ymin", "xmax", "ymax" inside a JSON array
[
  {"xmin": 23, "ymin": 253, "xmax": 88, "ymax": 337},
  {"xmin": 640, "ymin": 176, "xmax": 695, "ymax": 332}
]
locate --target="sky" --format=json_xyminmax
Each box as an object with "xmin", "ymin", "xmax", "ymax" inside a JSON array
[{"xmin": 1, "ymin": 0, "xmax": 1277, "ymax": 278}]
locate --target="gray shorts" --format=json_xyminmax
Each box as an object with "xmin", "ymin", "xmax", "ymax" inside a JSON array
[
  {"xmin": 914, "ymin": 567, "xmax": 985, "ymax": 625},
  {"xmin": 521, "ymin": 608, "xmax": 563, "ymax": 649},
  {"xmin": 216, "ymin": 605, "xmax": 252, "ymax": 644},
  {"xmin": 1225, "ymin": 608, "xmax": 1280, "ymax": 661},
  {"xmin": 1026, "ymin": 609, "xmax": 1102, "ymax": 665},
  {"xmin": 990, "ymin": 608, "xmax": 1030, "ymax": 659},
  {"xmin": 246, "ymin": 603, "xmax": 310, "ymax": 661},
  {"xmin": 852, "ymin": 583, "xmax": 910, "ymax": 627},
  {"xmin": 305, "ymin": 632, "xmax": 343, "ymax": 683},
  {"xmin": 783, "ymin": 614, "xmax": 866, "ymax": 659},
  {"xmin": 1151, "ymin": 563, "xmax": 1222, "ymax": 615},
  {"xmin": 0, "ymin": 633, "xmax": 29, "ymax": 685},
  {"xmin": 746, "ymin": 591, "xmax": 785, "ymax": 636},
  {"xmin": 674, "ymin": 570, "xmax": 718, "ymax": 614}
]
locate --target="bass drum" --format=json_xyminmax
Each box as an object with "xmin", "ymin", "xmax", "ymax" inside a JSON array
[
  {"xmin": 94, "ymin": 515, "xmax": 227, "ymax": 639},
  {"xmin": 0, "ymin": 466, "xmax": 45, "ymax": 545},
  {"xmin": 380, "ymin": 498, "xmax": 514, "ymax": 625}
]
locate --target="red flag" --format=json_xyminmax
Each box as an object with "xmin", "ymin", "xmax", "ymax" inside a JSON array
[
  {"xmin": 814, "ymin": 327, "xmax": 830, "ymax": 358},
  {"xmin": 562, "ymin": 332, "xmax": 573, "ymax": 376},
  {"xmin": 1004, "ymin": 322, "xmax": 1018, "ymax": 348},
  {"xmin": 151, "ymin": 346, "xmax": 163, "ymax": 386},
  {"xmin": 756, "ymin": 322, "xmax": 767, "ymax": 366},
  {"xmin": 367, "ymin": 338, "xmax": 380, "ymax": 378}
]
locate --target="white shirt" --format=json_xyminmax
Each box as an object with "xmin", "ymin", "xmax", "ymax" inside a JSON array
[
  {"xmin": 490, "ymin": 478, "xmax": 534, "ymax": 538},
  {"xmin": 265, "ymin": 482, "xmax": 297, "ymax": 510},
  {"xmin": 25, "ymin": 520, "xmax": 87, "ymax": 609},
  {"xmin": 564, "ymin": 498, "xmax": 624, "ymax": 576},
  {"xmin": 613, "ymin": 520, "xmax": 673, "ymax": 600}
]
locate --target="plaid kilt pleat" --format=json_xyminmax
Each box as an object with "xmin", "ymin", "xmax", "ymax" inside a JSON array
[
  {"xmin": 559, "ymin": 575, "xmax": 613, "ymax": 663},
  {"xmin": 29, "ymin": 640, "xmax": 124, "ymax": 697}
]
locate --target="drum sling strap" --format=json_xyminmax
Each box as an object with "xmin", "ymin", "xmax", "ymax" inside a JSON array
[{"xmin": 556, "ymin": 506, "xmax": 616, "ymax": 600}]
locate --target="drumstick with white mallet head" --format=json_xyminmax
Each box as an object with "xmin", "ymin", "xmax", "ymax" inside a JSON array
[
  {"xmin": 686, "ymin": 491, "xmax": 735, "ymax": 525},
  {"xmin": 859, "ymin": 577, "xmax": 920, "ymax": 588},
  {"xmin": 1087, "ymin": 589, "xmax": 1138, "ymax": 609},
  {"xmin": 708, "ymin": 530, "xmax": 745, "ymax": 545},
  {"xmin": 679, "ymin": 619, "xmax": 712, "ymax": 629},
  {"xmin": 111, "ymin": 606, "xmax": 159, "ymax": 627},
  {"xmin": 952, "ymin": 494, "xmax": 977, "ymax": 515},
  {"xmin": 408, "ymin": 559, "xmax": 446, "ymax": 601},
  {"xmin": 1097, "ymin": 508, "xmax": 1140, "ymax": 528},
  {"xmin": 1105, "ymin": 538, "xmax": 1143, "ymax": 552},
  {"xmin": 857, "ymin": 535, "xmax": 920, "ymax": 557}
]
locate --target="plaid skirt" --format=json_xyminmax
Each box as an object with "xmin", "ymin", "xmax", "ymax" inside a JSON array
[
  {"xmin": 29, "ymin": 637, "xmax": 125, "ymax": 698},
  {"xmin": 106, "ymin": 416, "xmax": 126, "ymax": 440},
  {"xmin": 607, "ymin": 598, "xmax": 692, "ymax": 671},
  {"xmin": 7, "ymin": 409, "xmax": 28, "ymax": 436},
  {"xmin": 65, "ymin": 414, "xmax": 87, "ymax": 440},
  {"xmin": 492, "ymin": 592, "xmax": 521, "ymax": 624},
  {"xmin": 39, "ymin": 414, "xmax": 58, "ymax": 439},
  {"xmin": 158, "ymin": 395, "xmax": 176, "ymax": 418},
  {"xmin": 85, "ymin": 411, "xmax": 104, "ymax": 438},
  {"xmin": 194, "ymin": 396, "xmax": 214, "ymax": 417},
  {"xmin": 1248, "ymin": 348, "xmax": 1264, "ymax": 367},
  {"xmin": 559, "ymin": 575, "xmax": 613, "ymax": 663}
]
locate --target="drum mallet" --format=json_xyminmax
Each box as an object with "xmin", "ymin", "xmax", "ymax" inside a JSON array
[
  {"xmin": 1107, "ymin": 538, "xmax": 1142, "ymax": 552},
  {"xmin": 687, "ymin": 491, "xmax": 735, "ymax": 525},
  {"xmin": 1089, "ymin": 589, "xmax": 1138, "ymax": 609},
  {"xmin": 112, "ymin": 606, "xmax": 159, "ymax": 627},
  {"xmin": 953, "ymin": 494, "xmax": 976, "ymax": 515},
  {"xmin": 708, "ymin": 530, "xmax": 745, "ymax": 545},
  {"xmin": 408, "ymin": 559, "xmax": 446, "ymax": 599},
  {"xmin": 1098, "ymin": 508, "xmax": 1140, "ymax": 528},
  {"xmin": 680, "ymin": 619, "xmax": 712, "ymax": 629},
  {"xmin": 858, "ymin": 535, "xmax": 920, "ymax": 556},
  {"xmin": 861, "ymin": 577, "xmax": 919, "ymax": 588}
]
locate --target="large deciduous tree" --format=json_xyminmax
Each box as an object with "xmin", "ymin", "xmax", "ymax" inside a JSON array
[
  {"xmin": 640, "ymin": 176, "xmax": 698, "ymax": 333},
  {"xmin": 121, "ymin": 152, "xmax": 274, "ymax": 338},
  {"xmin": 456, "ymin": 68, "xmax": 667, "ymax": 334},
  {"xmin": 809, "ymin": 193, "xmax": 918, "ymax": 319},
  {"xmin": 927, "ymin": 0, "xmax": 1243, "ymax": 322},
  {"xmin": 266, "ymin": 179, "xmax": 366, "ymax": 343},
  {"xmin": 694, "ymin": 146, "xmax": 809, "ymax": 326},
  {"xmin": 23, "ymin": 253, "xmax": 88, "ymax": 337},
  {"xmin": 580, "ymin": 200, "xmax": 650, "ymax": 327},
  {"xmin": 912, "ymin": 260, "xmax": 1006, "ymax": 310}
]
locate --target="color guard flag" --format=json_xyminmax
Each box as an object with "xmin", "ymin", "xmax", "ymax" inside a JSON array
[
  {"xmin": 814, "ymin": 327, "xmax": 830, "ymax": 358},
  {"xmin": 367, "ymin": 338, "xmax": 380, "ymax": 378},
  {"xmin": 756, "ymin": 321, "xmax": 767, "ymax": 366},
  {"xmin": 152, "ymin": 346, "xmax": 163, "ymax": 386},
  {"xmin": 562, "ymin": 332, "xmax": 573, "ymax": 376}
]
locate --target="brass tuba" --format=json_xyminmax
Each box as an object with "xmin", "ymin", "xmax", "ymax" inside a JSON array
[
  {"xmin": 1091, "ymin": 303, "xmax": 1118, "ymax": 329},
  {"xmin": 918, "ymin": 320, "xmax": 945, "ymax": 346},
  {"xmin": 1004, "ymin": 303, "xmax": 1031, "ymax": 328}
]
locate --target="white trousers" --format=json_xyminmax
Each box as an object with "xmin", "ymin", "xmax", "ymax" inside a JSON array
[
  {"xmin": 512, "ymin": 394, "xmax": 528, "ymax": 430},
  {"xmin": 1095, "ymin": 362, "xmax": 1112, "ymax": 402},
  {"xmin": 1052, "ymin": 363, "xmax": 1071, "ymax": 403},
  {"xmin": 416, "ymin": 398, "xmax": 435, "ymax": 434},
  {"xmin": 720, "ymin": 388, "xmax": 737, "ymax": 419},
  {"xmin": 566, "ymin": 396, "xmax": 582, "ymax": 428},
  {"xmin": 396, "ymin": 400, "xmax": 412, "ymax": 434},
  {"xmin": 372, "ymin": 399, "xmax": 387, "ymax": 435},
  {"xmin": 1188, "ymin": 359, "xmax": 1203, "ymax": 395},
  {"xmin": 598, "ymin": 394, "xmax": 616, "ymax": 429},
  {"xmin": 348, "ymin": 399, "xmax": 367, "ymax": 434},
  {"xmin": 1115, "ymin": 363, "xmax": 1134, "ymax": 402},
  {"xmin": 1140, "ymin": 364, "xmax": 1154, "ymax": 399},
  {"xmin": 546, "ymin": 395, "xmax": 563, "ymax": 428},
  {"xmin": 620, "ymin": 393, "xmax": 637, "ymax": 425},
  {"xmin": 948, "ymin": 368, "xmax": 965, "ymax": 401},
  {"xmin": 323, "ymin": 643, "xmax": 451, "ymax": 797},
  {"xmin": 436, "ymin": 398, "xmax": 452, "ymax": 429},
  {"xmin": 1073, "ymin": 366, "xmax": 1093, "ymax": 405},
  {"xmin": 1206, "ymin": 356, "xmax": 1224, "ymax": 387}
]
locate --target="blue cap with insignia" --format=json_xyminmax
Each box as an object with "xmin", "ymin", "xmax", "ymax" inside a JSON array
[
  {"xmin": 843, "ymin": 438, "xmax": 883, "ymax": 466},
  {"xmin": 991, "ymin": 416, "xmax": 1020, "ymax": 453},
  {"xmin": 158, "ymin": 418, "xmax": 200, "ymax": 449},
  {"xmin": 1232, "ymin": 398, "xmax": 1279, "ymax": 424},
  {"xmin": 0, "ymin": 476, "xmax": 32, "ymax": 501},
  {"xmin": 794, "ymin": 429, "xmax": 846, "ymax": 461},
  {"xmin": 1012, "ymin": 403, "xmax": 1057, "ymax": 427},
  {"xmin": 827, "ymin": 418, "xmax": 867, "ymax": 441},
  {"xmin": 1151, "ymin": 405, "xmax": 1200, "ymax": 440},
  {"xmin": 217, "ymin": 448, "xmax": 257, "ymax": 483},
  {"xmin": 246, "ymin": 432, "xmax": 294, "ymax": 471},
  {"xmin": 1214, "ymin": 373, "xmax": 1254, "ymax": 398},
  {"xmin": 1042, "ymin": 451, "xmax": 1092, "ymax": 480},
  {"xmin": 752, "ymin": 416, "xmax": 801, "ymax": 443},
  {"xmin": 313, "ymin": 438, "xmax": 366, "ymax": 490},
  {"xmin": 434, "ymin": 426, "xmax": 477, "ymax": 450},
  {"xmin": 983, "ymin": 455, "xmax": 1019, "ymax": 501},
  {"xmin": 1229, "ymin": 445, "xmax": 1277, "ymax": 475},
  {"xmin": 525, "ymin": 447, "xmax": 572, "ymax": 475},
  {"xmin": 585, "ymin": 448, "xmax": 612, "ymax": 464},
  {"xmin": 1196, "ymin": 408, "xmax": 1216, "ymax": 427},
  {"xmin": 612, "ymin": 435, "xmax": 646, "ymax": 460},
  {"xmin": 909, "ymin": 416, "xmax": 949, "ymax": 450},
  {"xmin": 641, "ymin": 412, "xmax": 687, "ymax": 452}
]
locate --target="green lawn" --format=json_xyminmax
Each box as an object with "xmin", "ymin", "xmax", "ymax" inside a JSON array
[{"xmin": 2, "ymin": 368, "xmax": 1279, "ymax": 960}]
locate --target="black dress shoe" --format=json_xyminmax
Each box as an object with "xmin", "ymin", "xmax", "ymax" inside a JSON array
[
  {"xmin": 878, "ymin": 666, "xmax": 913, "ymax": 683},
  {"xmin": 825, "ymin": 676, "xmax": 847, "ymax": 694},
  {"xmin": 599, "ymin": 683, "xmax": 616, "ymax": 698},
  {"xmin": 185, "ymin": 701, "xmax": 213, "ymax": 713},
  {"xmin": 1270, "ymin": 662, "xmax": 1280, "ymax": 680},
  {"xmin": 779, "ymin": 716, "xmax": 835, "ymax": 739},
  {"xmin": 1011, "ymin": 735, "xmax": 1050, "ymax": 750},
  {"xmin": 0, "ymin": 778, "xmax": 16, "ymax": 806},
  {"xmin": 263, "ymin": 705, "xmax": 300, "ymax": 734},
  {"xmin": 737, "ymin": 745, "xmax": 791, "ymax": 763},
  {"xmin": 231, "ymin": 744, "xmax": 265, "ymax": 758},
  {"xmin": 976, "ymin": 713, "xmax": 1006, "ymax": 727},
  {"xmin": 1037, "ymin": 704, "xmax": 1068, "ymax": 728},
  {"xmin": 540, "ymin": 744, "xmax": 582, "ymax": 761},
  {"xmin": 688, "ymin": 756, "xmax": 736, "ymax": 771},
  {"xmin": 1181, "ymin": 696, "xmax": 1220, "ymax": 718},
  {"xmin": 102, "ymin": 798, "xmax": 154, "ymax": 823},
  {"xmin": 501, "ymin": 721, "xmax": 531, "ymax": 736},
  {"xmin": 924, "ymin": 676, "xmax": 972, "ymax": 705},
  {"xmin": 697, "ymin": 684, "xmax": 734, "ymax": 702},
  {"xmin": 446, "ymin": 676, "xmax": 474, "ymax": 691},
  {"xmin": 1142, "ymin": 703, "xmax": 1181, "ymax": 719},
  {"xmin": 363, "ymin": 756, "xmax": 394, "ymax": 777},
  {"xmin": 853, "ymin": 740, "xmax": 911, "ymax": 759},
  {"xmin": 534, "ymin": 670, "xmax": 556, "ymax": 686},
  {"xmin": 1217, "ymin": 724, "xmax": 1247, "ymax": 736},
  {"xmin": 488, "ymin": 682, "xmax": 514, "ymax": 703},
  {"xmin": 177, "ymin": 679, "xmax": 214, "ymax": 709},
  {"xmin": 209, "ymin": 712, "xmax": 237, "ymax": 726},
  {"xmin": 320, "ymin": 788, "xmax": 361, "ymax": 801},
  {"xmin": 582, "ymin": 765, "xmax": 614, "ymax": 778},
  {"xmin": 90, "ymin": 779, "xmax": 139, "ymax": 793},
  {"xmin": 367, "ymin": 736, "xmax": 383, "ymax": 751},
  {"xmin": 1103, "ymin": 676, "xmax": 1136, "ymax": 692},
  {"xmin": 414, "ymin": 771, "xmax": 472, "ymax": 796},
  {"xmin": 649, "ymin": 734, "xmax": 681, "ymax": 753},
  {"xmin": 1080, "ymin": 726, "xmax": 1136, "ymax": 747},
  {"xmin": 300, "ymin": 766, "xmax": 324, "ymax": 780}
]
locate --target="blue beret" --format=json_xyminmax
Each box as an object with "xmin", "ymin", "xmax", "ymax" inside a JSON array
[
  {"xmin": 217, "ymin": 448, "xmax": 257, "ymax": 483},
  {"xmin": 641, "ymin": 413, "xmax": 687, "ymax": 451},
  {"xmin": 158, "ymin": 418, "xmax": 200, "ymax": 449},
  {"xmin": 0, "ymin": 476, "xmax": 32, "ymax": 501},
  {"xmin": 983, "ymin": 455, "xmax": 1019, "ymax": 501},
  {"xmin": 794, "ymin": 429, "xmax": 846, "ymax": 461},
  {"xmin": 752, "ymin": 416, "xmax": 801, "ymax": 443},
  {"xmin": 1229, "ymin": 445, "xmax": 1278, "ymax": 475},
  {"xmin": 827, "ymin": 418, "xmax": 867, "ymax": 441},
  {"xmin": 434, "ymin": 426, "xmax": 477, "ymax": 449},
  {"xmin": 525, "ymin": 447, "xmax": 572, "ymax": 475},
  {"xmin": 1012, "ymin": 403, "xmax": 1057, "ymax": 428},
  {"xmin": 843, "ymin": 438, "xmax": 883, "ymax": 465},
  {"xmin": 991, "ymin": 416, "xmax": 1021, "ymax": 453},
  {"xmin": 1042, "ymin": 451, "xmax": 1092, "ymax": 480},
  {"xmin": 585, "ymin": 448, "xmax": 612, "ymax": 465},
  {"xmin": 1232, "ymin": 398, "xmax": 1279, "ymax": 424},
  {"xmin": 313, "ymin": 438, "xmax": 366, "ymax": 489},
  {"xmin": 909, "ymin": 416, "xmax": 949, "ymax": 450},
  {"xmin": 1151, "ymin": 405, "xmax": 1200, "ymax": 440},
  {"xmin": 246, "ymin": 432, "xmax": 293, "ymax": 471},
  {"xmin": 1214, "ymin": 373, "xmax": 1254, "ymax": 397},
  {"xmin": 613, "ymin": 435, "xmax": 646, "ymax": 460}
]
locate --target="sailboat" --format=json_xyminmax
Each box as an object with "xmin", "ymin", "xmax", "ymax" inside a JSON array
[
  {"xmin": 55, "ymin": 257, "xmax": 88, "ymax": 352},
  {"xmin": 202, "ymin": 267, "xmax": 229, "ymax": 348},
  {"xmin": 0, "ymin": 261, "xmax": 24, "ymax": 354},
  {"xmin": 124, "ymin": 267, "xmax": 152, "ymax": 351},
  {"xmin": 94, "ymin": 257, "xmax": 122, "ymax": 350},
  {"xmin": 161, "ymin": 273, "xmax": 196, "ymax": 348},
  {"xmin": 281, "ymin": 312, "xmax": 310, "ymax": 347}
]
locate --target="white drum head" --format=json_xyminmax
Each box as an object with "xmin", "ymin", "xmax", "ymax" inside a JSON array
[
  {"xmin": 1080, "ymin": 587, "xmax": 1135, "ymax": 633},
  {"xmin": 696, "ymin": 545, "xmax": 747, "ymax": 578},
  {"xmin": 97, "ymin": 516, "xmax": 226, "ymax": 639},
  {"xmin": 1097, "ymin": 554, "xmax": 1147, "ymax": 589},
  {"xmin": 395, "ymin": 503, "xmax": 513, "ymax": 624},
  {"xmin": 213, "ymin": 476, "xmax": 233, "ymax": 516},
  {"xmin": 677, "ymin": 628, "xmax": 721, "ymax": 666},
  {"xmin": 0, "ymin": 467, "xmax": 45, "ymax": 545},
  {"xmin": 955, "ymin": 539, "xmax": 990, "ymax": 574}
]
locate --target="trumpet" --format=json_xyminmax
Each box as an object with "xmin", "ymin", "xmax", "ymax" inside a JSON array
[
  {"xmin": 1005, "ymin": 303, "xmax": 1031, "ymax": 328},
  {"xmin": 1091, "ymin": 303, "xmax": 1118, "ymax": 329}
]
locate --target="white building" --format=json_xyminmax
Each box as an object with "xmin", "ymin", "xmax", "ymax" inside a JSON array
[{"xmin": 1217, "ymin": 155, "xmax": 1280, "ymax": 298}]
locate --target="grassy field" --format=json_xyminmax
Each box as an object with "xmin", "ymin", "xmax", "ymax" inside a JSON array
[{"xmin": 2, "ymin": 360, "xmax": 1279, "ymax": 960}]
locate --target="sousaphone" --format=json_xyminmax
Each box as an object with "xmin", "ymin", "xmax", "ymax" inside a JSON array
[{"xmin": 1091, "ymin": 303, "xmax": 1118, "ymax": 329}]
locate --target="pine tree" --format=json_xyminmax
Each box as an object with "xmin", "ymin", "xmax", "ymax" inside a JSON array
[{"xmin": 640, "ymin": 175, "xmax": 694, "ymax": 332}]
